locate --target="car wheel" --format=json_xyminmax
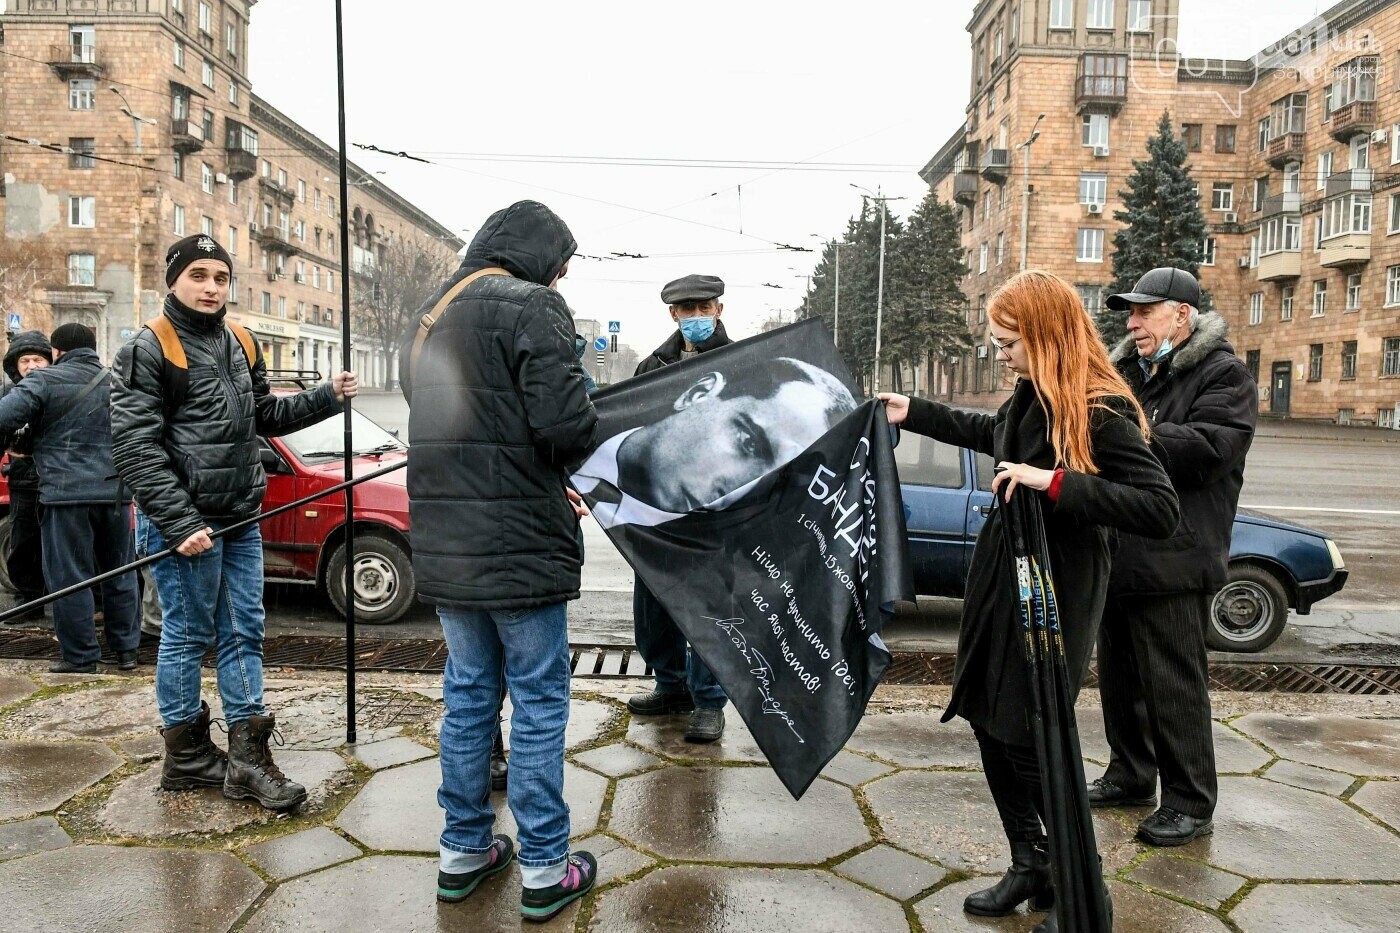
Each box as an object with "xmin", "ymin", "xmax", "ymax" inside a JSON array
[
  {"xmin": 326, "ymin": 534, "xmax": 415, "ymax": 625},
  {"xmin": 1208, "ymin": 564, "xmax": 1289, "ymax": 653}
]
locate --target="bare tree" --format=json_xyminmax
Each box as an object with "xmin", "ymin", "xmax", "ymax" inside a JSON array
[
  {"xmin": 351, "ymin": 235, "xmax": 458, "ymax": 388},
  {"xmin": 0, "ymin": 237, "xmax": 63, "ymax": 336}
]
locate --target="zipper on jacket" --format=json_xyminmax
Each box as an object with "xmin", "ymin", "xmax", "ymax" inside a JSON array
[{"xmin": 205, "ymin": 331, "xmax": 241, "ymax": 416}]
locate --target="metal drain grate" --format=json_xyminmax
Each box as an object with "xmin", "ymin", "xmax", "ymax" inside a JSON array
[{"xmin": 2, "ymin": 628, "xmax": 1397, "ymax": 695}]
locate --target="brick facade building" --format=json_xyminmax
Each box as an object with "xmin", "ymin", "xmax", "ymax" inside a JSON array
[
  {"xmin": 920, "ymin": 0, "xmax": 1400, "ymax": 426},
  {"xmin": 0, "ymin": 0, "xmax": 461, "ymax": 383}
]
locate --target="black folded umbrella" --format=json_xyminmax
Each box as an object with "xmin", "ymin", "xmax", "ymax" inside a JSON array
[{"xmin": 1000, "ymin": 487, "xmax": 1112, "ymax": 933}]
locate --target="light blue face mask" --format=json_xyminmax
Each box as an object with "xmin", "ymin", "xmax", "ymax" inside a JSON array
[
  {"xmin": 678, "ymin": 316, "xmax": 716, "ymax": 345},
  {"xmin": 1147, "ymin": 336, "xmax": 1174, "ymax": 363}
]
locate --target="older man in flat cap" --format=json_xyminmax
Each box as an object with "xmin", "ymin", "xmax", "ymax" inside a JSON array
[{"xmin": 625, "ymin": 274, "xmax": 733, "ymax": 741}]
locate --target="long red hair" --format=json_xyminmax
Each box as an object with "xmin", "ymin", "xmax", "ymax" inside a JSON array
[{"xmin": 987, "ymin": 270, "xmax": 1150, "ymax": 475}]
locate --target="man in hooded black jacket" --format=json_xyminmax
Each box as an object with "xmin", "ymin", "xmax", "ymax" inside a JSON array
[
  {"xmin": 1, "ymin": 330, "xmax": 54, "ymax": 612},
  {"xmin": 400, "ymin": 201, "xmax": 600, "ymax": 922}
]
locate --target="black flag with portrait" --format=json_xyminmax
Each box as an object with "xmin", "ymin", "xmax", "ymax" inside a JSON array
[{"xmin": 569, "ymin": 320, "xmax": 912, "ymax": 797}]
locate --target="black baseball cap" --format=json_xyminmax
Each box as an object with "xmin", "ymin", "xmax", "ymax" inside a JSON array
[{"xmin": 1105, "ymin": 267, "xmax": 1201, "ymax": 311}]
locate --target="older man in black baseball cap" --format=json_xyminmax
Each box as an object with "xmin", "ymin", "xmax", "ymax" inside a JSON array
[{"xmin": 1089, "ymin": 267, "xmax": 1258, "ymax": 848}]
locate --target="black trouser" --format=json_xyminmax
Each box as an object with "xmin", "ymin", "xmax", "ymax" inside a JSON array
[
  {"xmin": 40, "ymin": 503, "xmax": 140, "ymax": 665},
  {"xmin": 974, "ymin": 726, "xmax": 1047, "ymax": 843},
  {"xmin": 7, "ymin": 485, "xmax": 45, "ymax": 602},
  {"xmin": 1097, "ymin": 592, "xmax": 1217, "ymax": 818}
]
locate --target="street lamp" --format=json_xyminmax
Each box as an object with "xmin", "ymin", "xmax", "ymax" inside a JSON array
[
  {"xmin": 851, "ymin": 184, "xmax": 904, "ymax": 394},
  {"xmin": 109, "ymin": 86, "xmax": 155, "ymax": 152},
  {"xmin": 1015, "ymin": 112, "xmax": 1046, "ymax": 272}
]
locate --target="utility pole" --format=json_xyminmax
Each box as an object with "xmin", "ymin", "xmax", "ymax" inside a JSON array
[
  {"xmin": 1017, "ymin": 112, "xmax": 1046, "ymax": 272},
  {"xmin": 852, "ymin": 185, "xmax": 904, "ymax": 394}
]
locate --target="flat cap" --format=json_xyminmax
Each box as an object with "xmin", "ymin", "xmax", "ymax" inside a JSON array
[
  {"xmin": 661, "ymin": 274, "xmax": 725, "ymax": 305},
  {"xmin": 1106, "ymin": 267, "xmax": 1201, "ymax": 311}
]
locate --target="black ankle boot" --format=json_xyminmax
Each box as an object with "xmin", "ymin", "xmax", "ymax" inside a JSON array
[
  {"xmin": 964, "ymin": 840, "xmax": 1054, "ymax": 917},
  {"xmin": 490, "ymin": 726, "xmax": 508, "ymax": 791},
  {"xmin": 160, "ymin": 700, "xmax": 227, "ymax": 791},
  {"xmin": 223, "ymin": 713, "xmax": 307, "ymax": 811}
]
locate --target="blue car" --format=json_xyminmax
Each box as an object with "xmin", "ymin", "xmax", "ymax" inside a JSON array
[{"xmin": 895, "ymin": 431, "xmax": 1348, "ymax": 653}]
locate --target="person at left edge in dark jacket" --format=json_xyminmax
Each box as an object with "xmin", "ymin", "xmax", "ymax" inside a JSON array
[
  {"xmin": 0, "ymin": 330, "xmax": 54, "ymax": 616},
  {"xmin": 625, "ymin": 273, "xmax": 732, "ymax": 744},
  {"xmin": 0, "ymin": 323, "xmax": 141, "ymax": 674},
  {"xmin": 880, "ymin": 271, "xmax": 1179, "ymax": 932}
]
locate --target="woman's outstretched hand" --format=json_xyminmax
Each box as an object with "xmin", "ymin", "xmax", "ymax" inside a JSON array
[
  {"xmin": 990, "ymin": 461, "xmax": 1056, "ymax": 502},
  {"xmin": 877, "ymin": 393, "xmax": 909, "ymax": 425}
]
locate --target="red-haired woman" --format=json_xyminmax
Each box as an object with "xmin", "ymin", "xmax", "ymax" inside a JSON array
[{"xmin": 880, "ymin": 270, "xmax": 1179, "ymax": 931}]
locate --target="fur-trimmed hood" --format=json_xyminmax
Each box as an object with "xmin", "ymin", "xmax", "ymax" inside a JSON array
[{"xmin": 1109, "ymin": 311, "xmax": 1230, "ymax": 376}]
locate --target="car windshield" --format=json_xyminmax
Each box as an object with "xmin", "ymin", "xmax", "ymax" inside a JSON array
[{"xmin": 281, "ymin": 408, "xmax": 406, "ymax": 462}]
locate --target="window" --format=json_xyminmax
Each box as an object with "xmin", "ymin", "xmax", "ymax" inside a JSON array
[
  {"xmin": 69, "ymin": 79, "xmax": 95, "ymax": 110},
  {"xmin": 1393, "ymin": 124, "xmax": 1400, "ymax": 164},
  {"xmin": 1087, "ymin": 0, "xmax": 1113, "ymax": 29},
  {"xmin": 278, "ymin": 168, "xmax": 288, "ymax": 188},
  {"xmin": 1201, "ymin": 236, "xmax": 1217, "ymax": 265},
  {"xmin": 997, "ymin": 232, "xmax": 1005, "ymax": 265},
  {"xmin": 328, "ymin": 233, "xmax": 335, "ymax": 253},
  {"xmin": 314, "ymin": 189, "xmax": 321, "ymax": 211},
  {"xmin": 1260, "ymin": 215, "xmax": 1301, "ymax": 255},
  {"xmin": 1283, "ymin": 162, "xmax": 1301, "ymax": 194},
  {"xmin": 1182, "ymin": 123, "xmax": 1203, "ymax": 152},
  {"xmin": 295, "ymin": 261, "xmax": 305, "ymax": 283},
  {"xmin": 1281, "ymin": 285, "xmax": 1294, "ymax": 320},
  {"xmin": 297, "ymin": 179, "xmax": 306, "ymax": 202},
  {"xmin": 1215, "ymin": 124, "xmax": 1237, "ymax": 153},
  {"xmin": 1257, "ymin": 117, "xmax": 1271, "ymax": 152},
  {"xmin": 66, "ymin": 23, "xmax": 95, "ymax": 62},
  {"xmin": 228, "ymin": 181, "xmax": 238, "ymax": 205},
  {"xmin": 1318, "ymin": 151, "xmax": 1333, "ymax": 189},
  {"xmin": 1079, "ymin": 172, "xmax": 1107, "ymax": 204},
  {"xmin": 200, "ymin": 162, "xmax": 213, "ymax": 193},
  {"xmin": 198, "ymin": 1, "xmax": 211, "ymax": 34},
  {"xmin": 68, "ymin": 195, "xmax": 95, "ymax": 228},
  {"xmin": 202, "ymin": 59, "xmax": 214, "ymax": 89},
  {"xmin": 1347, "ymin": 272, "xmax": 1362, "ymax": 310},
  {"xmin": 229, "ymin": 81, "xmax": 238, "ymax": 106},
  {"xmin": 1010, "ymin": 4, "xmax": 1019, "ymax": 42},
  {"xmin": 1308, "ymin": 343, "xmax": 1323, "ymax": 381},
  {"xmin": 172, "ymin": 152, "xmax": 184, "ymax": 180},
  {"xmin": 261, "ymin": 159, "xmax": 271, "ymax": 178},
  {"xmin": 987, "ymin": 82, "xmax": 997, "ymax": 116},
  {"xmin": 229, "ymin": 275, "xmax": 240, "ymax": 305},
  {"xmin": 1323, "ymin": 83, "xmax": 1334, "ymax": 119},
  {"xmin": 1351, "ymin": 135, "xmax": 1370, "ymax": 170},
  {"xmin": 328, "ymin": 196, "xmax": 335, "ymax": 217},
  {"xmin": 278, "ymin": 296, "xmax": 287, "ymax": 318},
  {"xmin": 1331, "ymin": 55, "xmax": 1378, "ymax": 109},
  {"xmin": 1384, "ymin": 336, "xmax": 1400, "ymax": 376},
  {"xmin": 1051, "ymin": 0, "xmax": 1074, "ymax": 29},
  {"xmin": 225, "ymin": 21, "xmax": 237, "ymax": 57},
  {"xmin": 1253, "ymin": 177, "xmax": 1269, "ymax": 212},
  {"xmin": 294, "ymin": 220, "xmax": 305, "ymax": 241},
  {"xmin": 1342, "ymin": 341, "xmax": 1358, "ymax": 380},
  {"xmin": 1082, "ymin": 113, "xmax": 1109, "ymax": 148},
  {"xmin": 1076, "ymin": 284, "xmax": 1104, "ymax": 315},
  {"xmin": 328, "ymin": 270, "xmax": 335, "ymax": 293},
  {"xmin": 1321, "ymin": 192, "xmax": 1372, "ymax": 239},
  {"xmin": 1128, "ymin": 0, "xmax": 1151, "ymax": 31},
  {"xmin": 1313, "ymin": 279, "xmax": 1328, "ymax": 317},
  {"xmin": 994, "ymin": 29, "xmax": 1003, "ymax": 61},
  {"xmin": 1246, "ymin": 349, "xmax": 1261, "ymax": 382},
  {"xmin": 1249, "ymin": 292, "xmax": 1263, "ymax": 325},
  {"xmin": 312, "ymin": 266, "xmax": 321, "ymax": 288},
  {"xmin": 200, "ymin": 215, "xmax": 213, "ymax": 237},
  {"xmin": 979, "ymin": 242, "xmax": 989, "ymax": 273},
  {"xmin": 202, "ymin": 108, "xmax": 214, "ymax": 145},
  {"xmin": 67, "ymin": 253, "xmax": 95, "ymax": 287},
  {"xmin": 228, "ymin": 225, "xmax": 238, "ymax": 256},
  {"xmin": 174, "ymin": 38, "xmax": 185, "ymax": 69},
  {"xmin": 262, "ymin": 291, "xmax": 272, "ymax": 315},
  {"xmin": 1248, "ymin": 234, "xmax": 1259, "ymax": 268},
  {"xmin": 1389, "ymin": 266, "xmax": 1400, "ymax": 306},
  {"xmin": 982, "ymin": 190, "xmax": 991, "ymax": 221},
  {"xmin": 68, "ymin": 137, "xmax": 95, "ymax": 169},
  {"xmin": 1211, "ymin": 183, "xmax": 1233, "ymax": 211},
  {"xmin": 1077, "ymin": 228, "xmax": 1104, "ymax": 262},
  {"xmin": 1269, "ymin": 93, "xmax": 1307, "ymax": 139},
  {"xmin": 173, "ymin": 203, "xmax": 186, "ymax": 236}
]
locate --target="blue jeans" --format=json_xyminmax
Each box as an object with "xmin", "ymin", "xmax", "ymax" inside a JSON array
[
  {"xmin": 634, "ymin": 579, "xmax": 726, "ymax": 709},
  {"xmin": 438, "ymin": 601, "xmax": 571, "ymax": 874},
  {"xmin": 138, "ymin": 512, "xmax": 266, "ymax": 728}
]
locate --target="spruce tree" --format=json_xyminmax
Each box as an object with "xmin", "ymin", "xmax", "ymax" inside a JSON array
[{"xmin": 1102, "ymin": 110, "xmax": 1211, "ymax": 346}]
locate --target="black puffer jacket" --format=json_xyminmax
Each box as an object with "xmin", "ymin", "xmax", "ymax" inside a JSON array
[
  {"xmin": 401, "ymin": 201, "xmax": 598, "ymax": 610},
  {"xmin": 1, "ymin": 330, "xmax": 53, "ymax": 484},
  {"xmin": 111, "ymin": 295, "xmax": 343, "ymax": 545},
  {"xmin": 634, "ymin": 319, "xmax": 732, "ymax": 376},
  {"xmin": 1107, "ymin": 312, "xmax": 1259, "ymax": 595}
]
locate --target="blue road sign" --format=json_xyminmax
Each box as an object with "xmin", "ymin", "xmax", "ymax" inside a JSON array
[
  {"xmin": 608, "ymin": 321, "xmax": 621, "ymax": 333},
  {"xmin": 593, "ymin": 337, "xmax": 609, "ymax": 351},
  {"xmin": 6, "ymin": 312, "xmax": 20, "ymax": 331}
]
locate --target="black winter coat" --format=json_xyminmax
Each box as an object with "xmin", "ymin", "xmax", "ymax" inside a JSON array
[
  {"xmin": 111, "ymin": 296, "xmax": 343, "ymax": 545},
  {"xmin": 1107, "ymin": 313, "xmax": 1258, "ymax": 596},
  {"xmin": 634, "ymin": 319, "xmax": 732, "ymax": 376},
  {"xmin": 401, "ymin": 201, "xmax": 598, "ymax": 610},
  {"xmin": 905, "ymin": 381, "xmax": 1179, "ymax": 745},
  {"xmin": 0, "ymin": 348, "xmax": 126, "ymax": 506}
]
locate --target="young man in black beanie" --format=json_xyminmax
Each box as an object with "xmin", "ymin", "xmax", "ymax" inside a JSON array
[
  {"xmin": 0, "ymin": 322, "xmax": 141, "ymax": 672},
  {"xmin": 111, "ymin": 234, "xmax": 357, "ymax": 811}
]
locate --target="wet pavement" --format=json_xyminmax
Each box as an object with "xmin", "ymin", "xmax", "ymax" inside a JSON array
[{"xmin": 0, "ymin": 659, "xmax": 1396, "ymax": 931}]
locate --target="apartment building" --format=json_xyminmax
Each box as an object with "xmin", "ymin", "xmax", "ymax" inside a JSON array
[
  {"xmin": 0, "ymin": 0, "xmax": 461, "ymax": 383},
  {"xmin": 920, "ymin": 0, "xmax": 1400, "ymax": 425}
]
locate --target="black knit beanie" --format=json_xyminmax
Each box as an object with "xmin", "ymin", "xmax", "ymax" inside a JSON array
[
  {"xmin": 165, "ymin": 234, "xmax": 233, "ymax": 287},
  {"xmin": 50, "ymin": 322, "xmax": 97, "ymax": 352}
]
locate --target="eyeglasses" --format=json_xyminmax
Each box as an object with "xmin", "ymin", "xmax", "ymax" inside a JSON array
[{"xmin": 989, "ymin": 334, "xmax": 1023, "ymax": 353}]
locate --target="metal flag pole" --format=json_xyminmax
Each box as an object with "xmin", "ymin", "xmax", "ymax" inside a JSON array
[{"xmin": 333, "ymin": 0, "xmax": 358, "ymax": 745}]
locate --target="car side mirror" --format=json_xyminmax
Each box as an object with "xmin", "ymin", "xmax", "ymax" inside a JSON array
[{"xmin": 260, "ymin": 447, "xmax": 288, "ymax": 474}]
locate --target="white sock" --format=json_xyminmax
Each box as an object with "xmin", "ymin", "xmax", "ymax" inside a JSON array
[{"xmin": 520, "ymin": 858, "xmax": 568, "ymax": 890}]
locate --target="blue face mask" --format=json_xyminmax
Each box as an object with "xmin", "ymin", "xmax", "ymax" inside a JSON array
[
  {"xmin": 1147, "ymin": 336, "xmax": 1174, "ymax": 363},
  {"xmin": 678, "ymin": 316, "xmax": 716, "ymax": 345}
]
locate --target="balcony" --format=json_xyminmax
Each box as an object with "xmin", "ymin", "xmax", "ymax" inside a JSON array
[
  {"xmin": 170, "ymin": 118, "xmax": 205, "ymax": 154},
  {"xmin": 953, "ymin": 170, "xmax": 979, "ymax": 206},
  {"xmin": 47, "ymin": 44, "xmax": 105, "ymax": 80},
  {"xmin": 1325, "ymin": 168, "xmax": 1373, "ymax": 198},
  {"xmin": 1259, "ymin": 192, "xmax": 1302, "ymax": 217},
  {"xmin": 251, "ymin": 223, "xmax": 302, "ymax": 257},
  {"xmin": 259, "ymin": 176, "xmax": 295, "ymax": 207},
  {"xmin": 225, "ymin": 148, "xmax": 257, "ymax": 181},
  {"xmin": 1075, "ymin": 52, "xmax": 1128, "ymax": 114},
  {"xmin": 980, "ymin": 148, "xmax": 1010, "ymax": 184},
  {"xmin": 1257, "ymin": 251, "xmax": 1301, "ymax": 281},
  {"xmin": 1320, "ymin": 233, "xmax": 1370, "ymax": 267},
  {"xmin": 1266, "ymin": 131, "xmax": 1306, "ymax": 169},
  {"xmin": 1329, "ymin": 99, "xmax": 1376, "ymax": 142}
]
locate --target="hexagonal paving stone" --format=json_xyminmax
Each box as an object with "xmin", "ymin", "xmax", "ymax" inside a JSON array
[
  {"xmin": 1232, "ymin": 881, "xmax": 1400, "ymax": 931},
  {"xmin": 913, "ymin": 878, "xmax": 1042, "ymax": 931},
  {"xmin": 865, "ymin": 769, "xmax": 1007, "ymax": 870},
  {"xmin": 0, "ymin": 844, "xmax": 263, "ymax": 932},
  {"xmin": 1262, "ymin": 759, "xmax": 1356, "ymax": 796},
  {"xmin": 915, "ymin": 879, "xmax": 1229, "ymax": 932},
  {"xmin": 625, "ymin": 703, "xmax": 768, "ymax": 763},
  {"xmin": 610, "ymin": 766, "xmax": 869, "ymax": 863},
  {"xmin": 0, "ymin": 671, "xmax": 38, "ymax": 707},
  {"xmin": 571, "ymin": 741, "xmax": 662, "ymax": 778},
  {"xmin": 590, "ymin": 865, "xmax": 907, "ymax": 932},
  {"xmin": 0, "ymin": 816, "xmax": 71, "ymax": 861},
  {"xmin": 1128, "ymin": 855, "xmax": 1246, "ymax": 910},
  {"xmin": 336, "ymin": 757, "xmax": 606, "ymax": 852},
  {"xmin": 847, "ymin": 710, "xmax": 982, "ymax": 768},
  {"xmin": 352, "ymin": 736, "xmax": 434, "ymax": 771},
  {"xmin": 243, "ymin": 826, "xmax": 362, "ymax": 881},
  {"xmin": 1233, "ymin": 713, "xmax": 1400, "ymax": 777},
  {"xmin": 261, "ymin": 685, "xmax": 405, "ymax": 749},
  {"xmin": 1077, "ymin": 709, "xmax": 1271, "ymax": 773},
  {"xmin": 0, "ymin": 682, "xmax": 160, "ymax": 742},
  {"xmin": 820, "ymin": 749, "xmax": 895, "ymax": 787},
  {"xmin": 243, "ymin": 854, "xmax": 577, "ymax": 932},
  {"xmin": 835, "ymin": 844, "xmax": 946, "ymax": 900},
  {"xmin": 97, "ymin": 751, "xmax": 350, "ymax": 839},
  {"xmin": 1351, "ymin": 779, "xmax": 1400, "ymax": 831},
  {"xmin": 1172, "ymin": 776, "xmax": 1400, "ymax": 880},
  {"xmin": 0, "ymin": 739, "xmax": 121, "ymax": 821}
]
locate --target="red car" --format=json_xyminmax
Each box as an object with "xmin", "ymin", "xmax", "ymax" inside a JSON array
[{"xmin": 0, "ymin": 389, "xmax": 417, "ymax": 625}]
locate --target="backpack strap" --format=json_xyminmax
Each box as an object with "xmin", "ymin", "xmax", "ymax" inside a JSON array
[
  {"xmin": 407, "ymin": 266, "xmax": 511, "ymax": 385},
  {"xmin": 226, "ymin": 320, "xmax": 257, "ymax": 370},
  {"xmin": 144, "ymin": 314, "xmax": 257, "ymax": 413}
]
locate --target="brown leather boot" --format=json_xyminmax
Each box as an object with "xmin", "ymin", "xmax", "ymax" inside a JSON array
[
  {"xmin": 223, "ymin": 713, "xmax": 307, "ymax": 811},
  {"xmin": 160, "ymin": 700, "xmax": 227, "ymax": 791}
]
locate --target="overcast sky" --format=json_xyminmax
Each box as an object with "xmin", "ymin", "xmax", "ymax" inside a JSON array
[{"xmin": 248, "ymin": 0, "xmax": 1332, "ymax": 355}]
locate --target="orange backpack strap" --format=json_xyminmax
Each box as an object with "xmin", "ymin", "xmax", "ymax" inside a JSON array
[
  {"xmin": 407, "ymin": 266, "xmax": 511, "ymax": 383},
  {"xmin": 225, "ymin": 320, "xmax": 257, "ymax": 370},
  {"xmin": 145, "ymin": 314, "xmax": 187, "ymax": 370}
]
